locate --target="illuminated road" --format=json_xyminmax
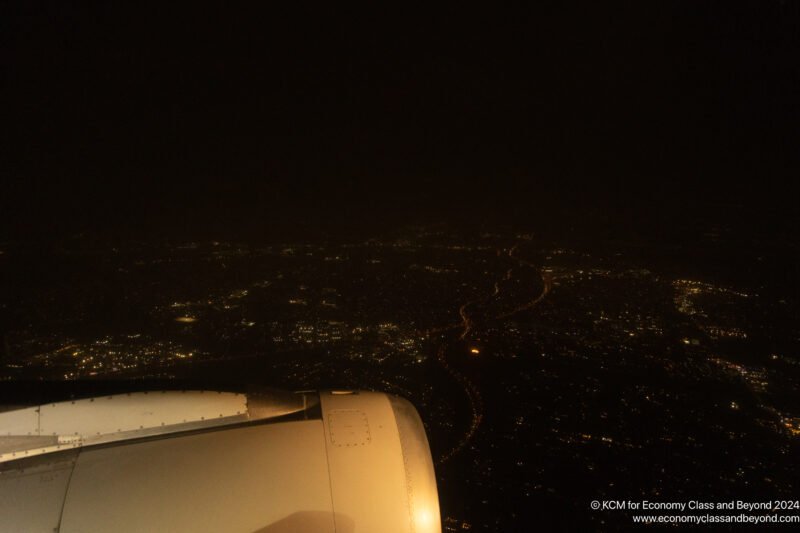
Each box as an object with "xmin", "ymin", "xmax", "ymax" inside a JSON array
[
  {"xmin": 498, "ymin": 244, "xmax": 552, "ymax": 319},
  {"xmin": 431, "ymin": 243, "xmax": 552, "ymax": 465},
  {"xmin": 435, "ymin": 343, "xmax": 484, "ymax": 464}
]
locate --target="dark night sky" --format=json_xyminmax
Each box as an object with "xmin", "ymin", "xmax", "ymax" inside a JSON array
[{"xmin": 2, "ymin": 2, "xmax": 798, "ymax": 241}]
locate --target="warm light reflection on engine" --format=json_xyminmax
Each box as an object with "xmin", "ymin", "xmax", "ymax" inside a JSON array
[{"xmin": 415, "ymin": 507, "xmax": 437, "ymax": 532}]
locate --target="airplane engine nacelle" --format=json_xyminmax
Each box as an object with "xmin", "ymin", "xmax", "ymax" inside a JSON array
[{"xmin": 0, "ymin": 389, "xmax": 441, "ymax": 533}]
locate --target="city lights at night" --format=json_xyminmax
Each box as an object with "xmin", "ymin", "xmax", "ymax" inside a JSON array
[{"xmin": 1, "ymin": 1, "xmax": 799, "ymax": 530}]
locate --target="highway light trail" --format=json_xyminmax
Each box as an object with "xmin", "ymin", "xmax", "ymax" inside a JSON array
[
  {"xmin": 432, "ymin": 243, "xmax": 552, "ymax": 465},
  {"xmin": 436, "ymin": 343, "xmax": 484, "ymax": 464}
]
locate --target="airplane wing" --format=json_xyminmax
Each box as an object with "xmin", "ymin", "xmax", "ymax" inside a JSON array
[{"xmin": 0, "ymin": 389, "xmax": 441, "ymax": 533}]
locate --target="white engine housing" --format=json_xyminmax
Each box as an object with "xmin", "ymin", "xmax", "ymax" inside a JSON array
[{"xmin": 0, "ymin": 389, "xmax": 441, "ymax": 533}]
